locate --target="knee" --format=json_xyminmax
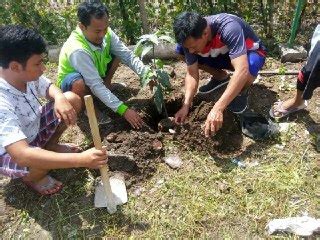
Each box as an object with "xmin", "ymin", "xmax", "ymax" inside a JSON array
[
  {"xmin": 71, "ymin": 79, "xmax": 87, "ymax": 97},
  {"xmin": 63, "ymin": 91, "xmax": 82, "ymax": 114},
  {"xmin": 113, "ymin": 57, "xmax": 120, "ymax": 65}
]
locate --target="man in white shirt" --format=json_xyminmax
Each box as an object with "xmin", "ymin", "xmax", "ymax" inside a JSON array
[{"xmin": 0, "ymin": 25, "xmax": 108, "ymax": 195}]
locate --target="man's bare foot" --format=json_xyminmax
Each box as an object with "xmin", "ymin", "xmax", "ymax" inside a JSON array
[
  {"xmin": 270, "ymin": 98, "xmax": 307, "ymax": 119},
  {"xmin": 278, "ymin": 98, "xmax": 303, "ymax": 111},
  {"xmin": 23, "ymin": 175, "xmax": 63, "ymax": 195}
]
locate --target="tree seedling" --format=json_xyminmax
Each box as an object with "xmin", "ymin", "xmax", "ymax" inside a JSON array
[{"xmin": 134, "ymin": 31, "xmax": 175, "ymax": 118}]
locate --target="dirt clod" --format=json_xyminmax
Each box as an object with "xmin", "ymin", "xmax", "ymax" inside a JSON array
[{"xmin": 158, "ymin": 117, "xmax": 175, "ymax": 132}]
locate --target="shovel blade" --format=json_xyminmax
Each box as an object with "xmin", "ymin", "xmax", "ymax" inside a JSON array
[{"xmin": 94, "ymin": 175, "xmax": 128, "ymax": 209}]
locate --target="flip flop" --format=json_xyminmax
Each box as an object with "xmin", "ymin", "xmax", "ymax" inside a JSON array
[
  {"xmin": 269, "ymin": 100, "xmax": 307, "ymax": 119},
  {"xmin": 23, "ymin": 176, "xmax": 63, "ymax": 196}
]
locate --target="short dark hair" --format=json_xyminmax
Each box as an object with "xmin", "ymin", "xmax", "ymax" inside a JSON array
[
  {"xmin": 0, "ymin": 25, "xmax": 46, "ymax": 69},
  {"xmin": 173, "ymin": 12, "xmax": 207, "ymax": 44},
  {"xmin": 77, "ymin": 1, "xmax": 109, "ymax": 27}
]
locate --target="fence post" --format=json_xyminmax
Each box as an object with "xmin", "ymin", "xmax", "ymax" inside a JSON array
[{"xmin": 288, "ymin": 0, "xmax": 306, "ymax": 47}]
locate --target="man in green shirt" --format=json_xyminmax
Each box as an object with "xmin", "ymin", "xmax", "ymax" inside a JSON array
[{"xmin": 58, "ymin": 1, "xmax": 150, "ymax": 129}]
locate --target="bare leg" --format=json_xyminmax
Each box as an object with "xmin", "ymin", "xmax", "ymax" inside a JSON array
[
  {"xmin": 23, "ymin": 92, "xmax": 82, "ymax": 185},
  {"xmin": 23, "ymin": 168, "xmax": 49, "ymax": 182},
  {"xmin": 71, "ymin": 79, "xmax": 90, "ymax": 108},
  {"xmin": 281, "ymin": 90, "xmax": 304, "ymax": 108},
  {"xmin": 45, "ymin": 91, "xmax": 82, "ymax": 150},
  {"xmin": 272, "ymin": 90, "xmax": 305, "ymax": 117},
  {"xmin": 243, "ymin": 73, "xmax": 256, "ymax": 89}
]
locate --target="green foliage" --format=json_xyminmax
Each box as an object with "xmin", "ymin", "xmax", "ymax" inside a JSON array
[
  {"xmin": 154, "ymin": 85, "xmax": 164, "ymax": 114},
  {"xmin": 141, "ymin": 69, "xmax": 156, "ymax": 88},
  {"xmin": 278, "ymin": 64, "xmax": 288, "ymax": 75},
  {"xmin": 135, "ymin": 32, "xmax": 174, "ymax": 114},
  {"xmin": 104, "ymin": 0, "xmax": 142, "ymax": 44},
  {"xmin": 0, "ymin": 0, "xmax": 317, "ymax": 57},
  {"xmin": 0, "ymin": 0, "xmax": 77, "ymax": 45}
]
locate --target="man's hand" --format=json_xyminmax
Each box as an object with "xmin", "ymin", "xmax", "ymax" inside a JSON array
[
  {"xmin": 123, "ymin": 108, "xmax": 144, "ymax": 129},
  {"xmin": 79, "ymin": 146, "xmax": 108, "ymax": 169},
  {"xmin": 54, "ymin": 95, "xmax": 77, "ymax": 126},
  {"xmin": 175, "ymin": 104, "xmax": 190, "ymax": 124},
  {"xmin": 204, "ymin": 107, "xmax": 224, "ymax": 137}
]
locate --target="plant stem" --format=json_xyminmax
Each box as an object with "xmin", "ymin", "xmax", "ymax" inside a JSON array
[
  {"xmin": 152, "ymin": 41, "xmax": 168, "ymax": 118},
  {"xmin": 152, "ymin": 43, "xmax": 156, "ymax": 68},
  {"xmin": 162, "ymin": 99, "xmax": 168, "ymax": 118}
]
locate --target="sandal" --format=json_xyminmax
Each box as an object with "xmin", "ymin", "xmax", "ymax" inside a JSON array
[
  {"xmin": 269, "ymin": 100, "xmax": 307, "ymax": 119},
  {"xmin": 23, "ymin": 176, "xmax": 63, "ymax": 196}
]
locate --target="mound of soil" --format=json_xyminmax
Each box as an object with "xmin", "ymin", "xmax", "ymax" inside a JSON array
[
  {"xmin": 172, "ymin": 102, "xmax": 243, "ymax": 156},
  {"xmin": 87, "ymin": 83, "xmax": 245, "ymax": 186},
  {"xmin": 77, "ymin": 60, "xmax": 317, "ymax": 184}
]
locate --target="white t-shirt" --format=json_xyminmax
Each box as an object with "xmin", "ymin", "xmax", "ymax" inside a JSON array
[{"xmin": 0, "ymin": 76, "xmax": 51, "ymax": 155}]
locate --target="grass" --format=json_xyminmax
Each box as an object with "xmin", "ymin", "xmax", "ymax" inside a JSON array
[
  {"xmin": 0, "ymin": 62, "xmax": 319, "ymax": 238},
  {"xmin": 6, "ymin": 129, "xmax": 317, "ymax": 239},
  {"xmin": 115, "ymin": 138, "xmax": 318, "ymax": 238}
]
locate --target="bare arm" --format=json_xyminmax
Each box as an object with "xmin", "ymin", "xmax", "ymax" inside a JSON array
[
  {"xmin": 175, "ymin": 62, "xmax": 199, "ymax": 124},
  {"xmin": 214, "ymin": 54, "xmax": 251, "ymax": 110},
  {"xmin": 204, "ymin": 54, "xmax": 253, "ymax": 137},
  {"xmin": 184, "ymin": 62, "xmax": 200, "ymax": 106},
  {"xmin": 5, "ymin": 140, "xmax": 107, "ymax": 170},
  {"xmin": 46, "ymin": 84, "xmax": 77, "ymax": 126}
]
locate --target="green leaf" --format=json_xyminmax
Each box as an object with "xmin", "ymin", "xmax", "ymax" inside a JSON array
[
  {"xmin": 149, "ymin": 34, "xmax": 159, "ymax": 45},
  {"xmin": 154, "ymin": 85, "xmax": 163, "ymax": 114},
  {"xmin": 139, "ymin": 34, "xmax": 159, "ymax": 45},
  {"xmin": 141, "ymin": 44, "xmax": 153, "ymax": 59},
  {"xmin": 139, "ymin": 34, "xmax": 154, "ymax": 41},
  {"xmin": 156, "ymin": 69, "xmax": 171, "ymax": 90},
  {"xmin": 278, "ymin": 65, "xmax": 287, "ymax": 75},
  {"xmin": 159, "ymin": 35, "xmax": 175, "ymax": 43},
  {"xmin": 154, "ymin": 30, "xmax": 161, "ymax": 37},
  {"xmin": 135, "ymin": 37, "xmax": 151, "ymax": 57},
  {"xmin": 134, "ymin": 42, "xmax": 143, "ymax": 57},
  {"xmin": 141, "ymin": 69, "xmax": 156, "ymax": 87},
  {"xmin": 155, "ymin": 59, "xmax": 164, "ymax": 69}
]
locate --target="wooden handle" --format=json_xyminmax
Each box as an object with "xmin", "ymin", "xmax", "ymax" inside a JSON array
[
  {"xmin": 84, "ymin": 95, "xmax": 116, "ymax": 212},
  {"xmin": 84, "ymin": 95, "xmax": 103, "ymax": 149}
]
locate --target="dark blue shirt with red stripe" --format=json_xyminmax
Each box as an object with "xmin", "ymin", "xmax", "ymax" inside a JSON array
[{"xmin": 179, "ymin": 13, "xmax": 267, "ymax": 68}]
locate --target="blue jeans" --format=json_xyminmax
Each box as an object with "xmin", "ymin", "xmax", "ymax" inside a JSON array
[{"xmin": 60, "ymin": 72, "xmax": 83, "ymax": 92}]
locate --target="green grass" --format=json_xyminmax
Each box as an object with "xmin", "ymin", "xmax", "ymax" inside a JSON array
[
  {"xmin": 113, "ymin": 140, "xmax": 318, "ymax": 238},
  {"xmin": 2, "ymin": 119, "xmax": 319, "ymax": 239}
]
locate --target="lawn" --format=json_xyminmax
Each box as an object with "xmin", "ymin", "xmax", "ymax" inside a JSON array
[{"xmin": 0, "ymin": 59, "xmax": 319, "ymax": 239}]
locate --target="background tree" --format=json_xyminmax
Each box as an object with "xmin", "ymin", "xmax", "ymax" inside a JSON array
[{"xmin": 138, "ymin": 0, "xmax": 150, "ymax": 34}]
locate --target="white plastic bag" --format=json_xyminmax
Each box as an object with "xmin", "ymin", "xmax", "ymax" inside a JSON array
[{"xmin": 266, "ymin": 216, "xmax": 320, "ymax": 236}]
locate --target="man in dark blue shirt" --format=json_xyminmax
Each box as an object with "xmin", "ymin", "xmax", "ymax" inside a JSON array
[{"xmin": 173, "ymin": 12, "xmax": 266, "ymax": 137}]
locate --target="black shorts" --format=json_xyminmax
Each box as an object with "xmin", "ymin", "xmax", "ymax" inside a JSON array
[{"xmin": 297, "ymin": 41, "xmax": 320, "ymax": 100}]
